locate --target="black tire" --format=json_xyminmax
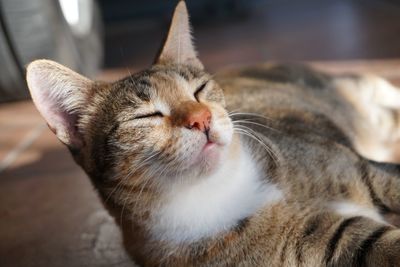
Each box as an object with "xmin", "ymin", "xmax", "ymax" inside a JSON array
[{"xmin": 0, "ymin": 0, "xmax": 103, "ymax": 102}]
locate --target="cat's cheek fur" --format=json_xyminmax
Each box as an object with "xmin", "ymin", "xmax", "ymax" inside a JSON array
[{"xmin": 208, "ymin": 105, "xmax": 234, "ymax": 147}]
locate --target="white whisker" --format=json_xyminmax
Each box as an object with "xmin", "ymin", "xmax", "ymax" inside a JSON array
[
  {"xmin": 234, "ymin": 126, "xmax": 279, "ymax": 164},
  {"xmin": 233, "ymin": 119, "xmax": 280, "ymax": 133}
]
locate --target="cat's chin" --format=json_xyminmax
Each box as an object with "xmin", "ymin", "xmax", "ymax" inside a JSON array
[
  {"xmin": 202, "ymin": 141, "xmax": 221, "ymax": 160},
  {"xmin": 192, "ymin": 141, "xmax": 225, "ymax": 175}
]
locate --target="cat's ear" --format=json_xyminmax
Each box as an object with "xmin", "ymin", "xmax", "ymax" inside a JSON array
[
  {"xmin": 26, "ymin": 59, "xmax": 93, "ymax": 150},
  {"xmin": 156, "ymin": 1, "xmax": 203, "ymax": 69}
]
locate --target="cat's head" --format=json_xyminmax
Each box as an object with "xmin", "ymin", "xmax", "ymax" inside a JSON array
[{"xmin": 26, "ymin": 1, "xmax": 234, "ymax": 195}]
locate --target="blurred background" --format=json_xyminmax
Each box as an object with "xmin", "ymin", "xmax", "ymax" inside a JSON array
[{"xmin": 1, "ymin": 0, "xmax": 400, "ymax": 266}]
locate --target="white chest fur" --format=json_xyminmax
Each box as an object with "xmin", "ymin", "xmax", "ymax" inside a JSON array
[{"xmin": 150, "ymin": 146, "xmax": 283, "ymax": 243}]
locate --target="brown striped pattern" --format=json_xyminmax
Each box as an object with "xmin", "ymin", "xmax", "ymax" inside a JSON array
[{"xmin": 72, "ymin": 63, "xmax": 400, "ymax": 266}]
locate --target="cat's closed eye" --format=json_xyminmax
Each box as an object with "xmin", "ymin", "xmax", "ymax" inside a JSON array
[
  {"xmin": 194, "ymin": 81, "xmax": 208, "ymax": 101},
  {"xmin": 134, "ymin": 111, "xmax": 163, "ymax": 120}
]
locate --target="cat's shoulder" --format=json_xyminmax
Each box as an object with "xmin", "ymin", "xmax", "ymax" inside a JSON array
[{"xmin": 215, "ymin": 63, "xmax": 332, "ymax": 91}]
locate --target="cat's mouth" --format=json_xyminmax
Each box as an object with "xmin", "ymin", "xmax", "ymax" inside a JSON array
[
  {"xmin": 202, "ymin": 127, "xmax": 225, "ymax": 150},
  {"xmin": 184, "ymin": 116, "xmax": 233, "ymax": 174},
  {"xmin": 192, "ymin": 130, "xmax": 227, "ymax": 169},
  {"xmin": 203, "ymin": 140, "xmax": 216, "ymax": 151},
  {"xmin": 201, "ymin": 140, "xmax": 221, "ymax": 160},
  {"xmin": 193, "ymin": 142, "xmax": 221, "ymax": 173},
  {"xmin": 202, "ymin": 128, "xmax": 219, "ymax": 151}
]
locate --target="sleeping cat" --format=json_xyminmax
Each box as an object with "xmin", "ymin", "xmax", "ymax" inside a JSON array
[{"xmin": 26, "ymin": 1, "xmax": 400, "ymax": 266}]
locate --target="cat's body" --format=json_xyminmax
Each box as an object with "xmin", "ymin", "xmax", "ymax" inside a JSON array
[
  {"xmin": 26, "ymin": 1, "xmax": 400, "ymax": 266},
  {"xmin": 115, "ymin": 64, "xmax": 400, "ymax": 267}
]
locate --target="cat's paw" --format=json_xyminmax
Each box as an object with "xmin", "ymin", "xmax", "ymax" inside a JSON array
[{"xmin": 335, "ymin": 75, "xmax": 400, "ymax": 163}]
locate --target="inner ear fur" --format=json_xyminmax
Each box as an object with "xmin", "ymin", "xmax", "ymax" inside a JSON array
[{"xmin": 26, "ymin": 59, "xmax": 93, "ymax": 150}]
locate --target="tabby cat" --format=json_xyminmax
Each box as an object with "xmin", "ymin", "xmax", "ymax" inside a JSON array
[{"xmin": 26, "ymin": 1, "xmax": 400, "ymax": 266}]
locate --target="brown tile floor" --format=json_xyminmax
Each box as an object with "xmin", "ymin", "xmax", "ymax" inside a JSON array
[{"xmin": 1, "ymin": 60, "xmax": 400, "ymax": 266}]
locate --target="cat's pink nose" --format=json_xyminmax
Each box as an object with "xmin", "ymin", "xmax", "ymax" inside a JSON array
[
  {"xmin": 185, "ymin": 107, "xmax": 211, "ymax": 132},
  {"xmin": 172, "ymin": 101, "xmax": 212, "ymax": 132}
]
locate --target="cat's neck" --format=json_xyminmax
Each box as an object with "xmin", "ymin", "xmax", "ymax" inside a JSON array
[{"xmin": 149, "ymin": 135, "xmax": 283, "ymax": 243}]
